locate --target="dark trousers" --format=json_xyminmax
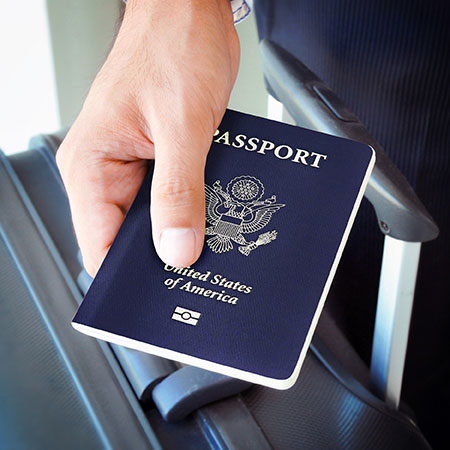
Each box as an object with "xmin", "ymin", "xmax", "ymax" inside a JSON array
[{"xmin": 254, "ymin": 0, "xmax": 450, "ymax": 446}]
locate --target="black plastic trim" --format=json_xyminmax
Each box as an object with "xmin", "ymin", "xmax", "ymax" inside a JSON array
[{"xmin": 260, "ymin": 39, "xmax": 439, "ymax": 243}]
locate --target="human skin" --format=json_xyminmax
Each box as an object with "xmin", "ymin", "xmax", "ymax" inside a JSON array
[{"xmin": 56, "ymin": 0, "xmax": 240, "ymax": 276}]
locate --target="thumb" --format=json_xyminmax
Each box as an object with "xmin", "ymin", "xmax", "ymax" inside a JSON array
[{"xmin": 150, "ymin": 122, "xmax": 211, "ymax": 268}]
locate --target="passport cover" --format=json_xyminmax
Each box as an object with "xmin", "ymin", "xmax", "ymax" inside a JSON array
[{"xmin": 72, "ymin": 109, "xmax": 375, "ymax": 390}]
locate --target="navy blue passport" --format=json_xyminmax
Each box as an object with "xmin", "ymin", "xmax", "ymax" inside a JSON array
[{"xmin": 72, "ymin": 109, "xmax": 375, "ymax": 389}]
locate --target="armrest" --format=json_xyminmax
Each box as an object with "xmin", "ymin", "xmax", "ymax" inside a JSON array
[{"xmin": 260, "ymin": 39, "xmax": 438, "ymax": 243}]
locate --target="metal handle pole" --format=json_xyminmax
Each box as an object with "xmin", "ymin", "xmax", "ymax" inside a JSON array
[{"xmin": 370, "ymin": 236, "xmax": 421, "ymax": 408}]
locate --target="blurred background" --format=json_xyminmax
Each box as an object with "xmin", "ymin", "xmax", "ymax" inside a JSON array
[{"xmin": 0, "ymin": 0, "xmax": 267, "ymax": 155}]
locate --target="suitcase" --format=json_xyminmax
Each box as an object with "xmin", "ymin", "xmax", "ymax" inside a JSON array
[{"xmin": 0, "ymin": 41, "xmax": 436, "ymax": 449}]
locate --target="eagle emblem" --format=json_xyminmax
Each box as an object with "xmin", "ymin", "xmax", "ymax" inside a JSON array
[{"xmin": 205, "ymin": 175, "xmax": 285, "ymax": 255}]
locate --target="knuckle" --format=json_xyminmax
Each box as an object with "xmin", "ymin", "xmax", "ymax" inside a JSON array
[
  {"xmin": 154, "ymin": 174, "xmax": 200, "ymax": 207},
  {"xmin": 55, "ymin": 133, "xmax": 83, "ymax": 183},
  {"xmin": 55, "ymin": 144, "xmax": 73, "ymax": 186},
  {"xmin": 55, "ymin": 144, "xmax": 68, "ymax": 172}
]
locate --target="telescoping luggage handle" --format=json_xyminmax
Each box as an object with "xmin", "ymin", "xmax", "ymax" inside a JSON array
[{"xmin": 259, "ymin": 39, "xmax": 439, "ymax": 408}]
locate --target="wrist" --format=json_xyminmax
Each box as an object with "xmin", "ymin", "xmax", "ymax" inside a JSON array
[
  {"xmin": 124, "ymin": 0, "xmax": 229, "ymax": 16},
  {"xmin": 123, "ymin": 0, "xmax": 234, "ymax": 27}
]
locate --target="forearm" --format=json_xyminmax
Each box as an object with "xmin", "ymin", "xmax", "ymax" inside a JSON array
[{"xmin": 88, "ymin": 0, "xmax": 238, "ymax": 122}]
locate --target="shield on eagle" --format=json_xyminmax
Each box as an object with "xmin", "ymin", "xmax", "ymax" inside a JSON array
[{"xmin": 204, "ymin": 176, "xmax": 285, "ymax": 255}]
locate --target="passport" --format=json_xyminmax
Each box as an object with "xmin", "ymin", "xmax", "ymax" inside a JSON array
[{"xmin": 72, "ymin": 109, "xmax": 375, "ymax": 390}]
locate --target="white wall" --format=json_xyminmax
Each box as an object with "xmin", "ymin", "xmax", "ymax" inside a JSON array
[
  {"xmin": 0, "ymin": 0, "xmax": 120, "ymax": 155},
  {"xmin": 46, "ymin": 0, "xmax": 121, "ymax": 127},
  {"xmin": 0, "ymin": 0, "xmax": 60, "ymax": 154}
]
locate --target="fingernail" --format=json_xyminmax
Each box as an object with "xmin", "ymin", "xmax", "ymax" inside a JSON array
[{"xmin": 158, "ymin": 228, "xmax": 197, "ymax": 267}]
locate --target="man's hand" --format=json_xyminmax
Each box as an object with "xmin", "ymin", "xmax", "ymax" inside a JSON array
[{"xmin": 56, "ymin": 0, "xmax": 239, "ymax": 276}]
